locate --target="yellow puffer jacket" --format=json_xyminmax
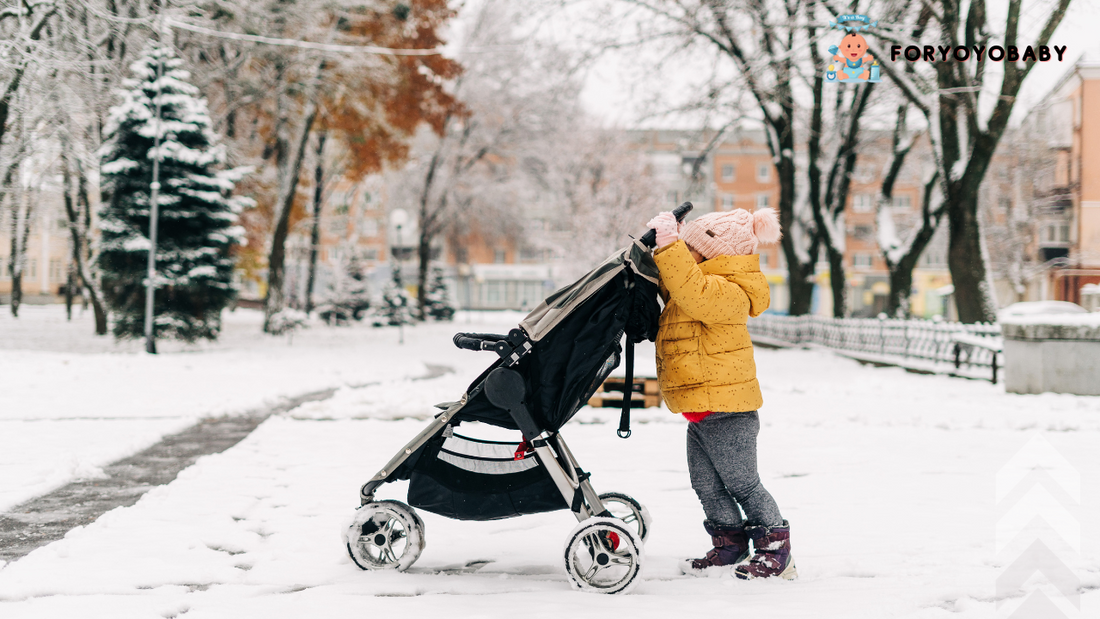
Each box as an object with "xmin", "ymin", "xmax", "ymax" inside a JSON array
[{"xmin": 653, "ymin": 240, "xmax": 770, "ymax": 414}]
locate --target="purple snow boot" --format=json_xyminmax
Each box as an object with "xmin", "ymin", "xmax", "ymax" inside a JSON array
[
  {"xmin": 682, "ymin": 520, "xmax": 750, "ymax": 576},
  {"xmin": 734, "ymin": 520, "xmax": 797, "ymax": 580}
]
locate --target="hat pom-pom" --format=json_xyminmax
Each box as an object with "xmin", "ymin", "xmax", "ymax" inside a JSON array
[{"xmin": 753, "ymin": 208, "xmax": 782, "ymax": 244}]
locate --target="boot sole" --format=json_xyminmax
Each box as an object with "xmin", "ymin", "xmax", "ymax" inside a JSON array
[
  {"xmin": 734, "ymin": 560, "xmax": 798, "ymax": 581},
  {"xmin": 680, "ymin": 558, "xmax": 749, "ymax": 578}
]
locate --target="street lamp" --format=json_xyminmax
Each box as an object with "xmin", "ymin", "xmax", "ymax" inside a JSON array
[
  {"xmin": 144, "ymin": 52, "xmax": 165, "ymax": 355},
  {"xmin": 390, "ymin": 209, "xmax": 408, "ymax": 344}
]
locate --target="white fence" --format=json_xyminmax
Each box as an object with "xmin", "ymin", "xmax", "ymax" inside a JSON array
[{"xmin": 747, "ymin": 314, "xmax": 1004, "ymax": 383}]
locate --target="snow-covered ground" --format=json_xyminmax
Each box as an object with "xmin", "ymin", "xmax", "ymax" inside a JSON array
[
  {"xmin": 0, "ymin": 306, "xmax": 523, "ymax": 512},
  {"xmin": 2, "ymin": 306, "xmax": 1099, "ymax": 617}
]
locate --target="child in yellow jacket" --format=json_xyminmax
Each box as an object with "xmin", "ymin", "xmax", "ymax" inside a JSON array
[{"xmin": 646, "ymin": 207, "xmax": 795, "ymax": 580}]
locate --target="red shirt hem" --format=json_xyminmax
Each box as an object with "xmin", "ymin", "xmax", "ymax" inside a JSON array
[{"xmin": 681, "ymin": 411, "xmax": 716, "ymax": 423}]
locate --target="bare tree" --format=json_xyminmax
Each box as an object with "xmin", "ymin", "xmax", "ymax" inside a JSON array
[
  {"xmin": 395, "ymin": 0, "xmax": 589, "ymax": 319},
  {"xmin": 826, "ymin": 0, "xmax": 1074, "ymax": 322},
  {"xmin": 174, "ymin": 1, "xmax": 460, "ymax": 332},
  {"xmin": 600, "ymin": 0, "xmax": 820, "ymax": 314}
]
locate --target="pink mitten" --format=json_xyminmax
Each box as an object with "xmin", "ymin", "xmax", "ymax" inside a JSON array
[{"xmin": 646, "ymin": 211, "xmax": 680, "ymax": 248}]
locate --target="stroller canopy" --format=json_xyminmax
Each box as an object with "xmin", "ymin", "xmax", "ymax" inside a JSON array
[{"xmin": 454, "ymin": 241, "xmax": 661, "ymax": 434}]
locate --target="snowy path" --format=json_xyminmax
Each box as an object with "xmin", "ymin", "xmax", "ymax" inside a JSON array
[
  {"xmin": 0, "ymin": 307, "xmax": 522, "ymax": 513},
  {"xmin": 1, "ymin": 338, "xmax": 1098, "ymax": 617}
]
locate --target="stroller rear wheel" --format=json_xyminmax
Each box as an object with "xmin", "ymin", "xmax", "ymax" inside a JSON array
[
  {"xmin": 346, "ymin": 500, "xmax": 425, "ymax": 571},
  {"xmin": 598, "ymin": 492, "xmax": 652, "ymax": 542},
  {"xmin": 563, "ymin": 517, "xmax": 644, "ymax": 594}
]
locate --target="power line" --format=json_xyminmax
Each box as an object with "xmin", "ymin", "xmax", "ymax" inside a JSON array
[{"xmin": 165, "ymin": 18, "xmax": 448, "ymax": 56}]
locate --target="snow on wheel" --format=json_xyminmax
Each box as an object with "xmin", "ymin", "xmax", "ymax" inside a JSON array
[
  {"xmin": 563, "ymin": 516, "xmax": 644, "ymax": 594},
  {"xmin": 598, "ymin": 492, "xmax": 652, "ymax": 542},
  {"xmin": 345, "ymin": 500, "xmax": 424, "ymax": 571}
]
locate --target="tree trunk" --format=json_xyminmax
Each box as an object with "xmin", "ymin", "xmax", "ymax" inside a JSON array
[
  {"xmin": 10, "ymin": 273, "xmax": 21, "ymax": 317},
  {"xmin": 416, "ymin": 233, "xmax": 431, "ymax": 321},
  {"xmin": 263, "ymin": 61, "xmax": 324, "ymax": 333},
  {"xmin": 61, "ymin": 137, "xmax": 109, "ymax": 334},
  {"xmin": 8, "ymin": 176, "xmax": 32, "ymax": 318},
  {"xmin": 304, "ymin": 131, "xmax": 326, "ymax": 316},
  {"xmin": 65, "ymin": 265, "xmax": 74, "ymax": 320},
  {"xmin": 884, "ymin": 168, "xmax": 942, "ymax": 318},
  {"xmin": 946, "ymin": 183, "xmax": 993, "ymax": 323},
  {"xmin": 774, "ymin": 127, "xmax": 816, "ymax": 316},
  {"xmin": 826, "ymin": 248, "xmax": 846, "ymax": 317}
]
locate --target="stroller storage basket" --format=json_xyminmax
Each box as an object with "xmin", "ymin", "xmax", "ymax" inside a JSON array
[{"xmin": 408, "ymin": 433, "xmax": 568, "ymax": 521}]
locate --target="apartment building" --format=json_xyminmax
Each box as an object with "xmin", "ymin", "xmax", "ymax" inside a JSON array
[
  {"xmin": 0, "ymin": 188, "xmax": 73, "ymax": 305},
  {"xmin": 1006, "ymin": 53, "xmax": 1100, "ymax": 303},
  {"xmin": 274, "ymin": 174, "xmax": 393, "ymax": 308}
]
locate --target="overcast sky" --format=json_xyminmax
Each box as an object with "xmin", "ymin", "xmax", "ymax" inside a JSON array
[{"xmin": 556, "ymin": 0, "xmax": 1100, "ymax": 129}]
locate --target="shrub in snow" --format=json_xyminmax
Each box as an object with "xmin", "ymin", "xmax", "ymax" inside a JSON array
[
  {"xmin": 267, "ymin": 308, "xmax": 309, "ymax": 335},
  {"xmin": 372, "ymin": 270, "xmax": 415, "ymax": 327},
  {"xmin": 317, "ymin": 253, "xmax": 372, "ymax": 325},
  {"xmin": 98, "ymin": 44, "xmax": 250, "ymax": 342},
  {"xmin": 423, "ymin": 264, "xmax": 456, "ymax": 321}
]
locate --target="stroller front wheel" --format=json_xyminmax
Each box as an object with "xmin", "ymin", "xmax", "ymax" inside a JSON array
[
  {"xmin": 345, "ymin": 500, "xmax": 425, "ymax": 571},
  {"xmin": 563, "ymin": 517, "xmax": 644, "ymax": 594}
]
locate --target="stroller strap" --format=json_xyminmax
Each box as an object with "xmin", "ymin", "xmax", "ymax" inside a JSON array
[{"xmin": 617, "ymin": 339, "xmax": 634, "ymax": 439}]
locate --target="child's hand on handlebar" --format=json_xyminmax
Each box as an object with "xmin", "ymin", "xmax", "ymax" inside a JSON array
[{"xmin": 646, "ymin": 211, "xmax": 681, "ymax": 248}]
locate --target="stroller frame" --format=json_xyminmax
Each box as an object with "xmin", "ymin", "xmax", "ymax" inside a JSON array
[
  {"xmin": 347, "ymin": 202, "xmax": 692, "ymax": 593},
  {"xmin": 358, "ymin": 328, "xmax": 614, "ymax": 524}
]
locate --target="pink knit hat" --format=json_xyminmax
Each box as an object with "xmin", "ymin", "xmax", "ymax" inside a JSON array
[{"xmin": 680, "ymin": 208, "xmax": 782, "ymax": 259}]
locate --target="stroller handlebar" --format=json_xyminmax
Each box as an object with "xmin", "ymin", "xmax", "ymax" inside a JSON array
[
  {"xmin": 640, "ymin": 201, "xmax": 693, "ymax": 248},
  {"xmin": 453, "ymin": 332, "xmax": 506, "ymax": 352}
]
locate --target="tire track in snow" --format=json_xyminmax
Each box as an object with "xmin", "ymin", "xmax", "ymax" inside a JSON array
[{"xmin": 0, "ymin": 364, "xmax": 453, "ymax": 565}]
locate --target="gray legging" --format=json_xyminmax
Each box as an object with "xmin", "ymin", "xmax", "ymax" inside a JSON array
[{"xmin": 686, "ymin": 411, "xmax": 783, "ymax": 527}]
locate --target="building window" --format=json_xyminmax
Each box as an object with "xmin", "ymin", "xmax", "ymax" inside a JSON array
[
  {"xmin": 721, "ymin": 195, "xmax": 734, "ymax": 210},
  {"xmin": 757, "ymin": 163, "xmax": 770, "ymax": 182},
  {"xmin": 666, "ymin": 190, "xmax": 678, "ymax": 204},
  {"xmin": 853, "ymin": 225, "xmax": 872, "ymax": 241},
  {"xmin": 363, "ymin": 249, "xmax": 379, "ymax": 261},
  {"xmin": 760, "ymin": 252, "xmax": 769, "ymax": 268},
  {"xmin": 454, "ymin": 247, "xmax": 468, "ymax": 263},
  {"xmin": 852, "ymin": 253, "xmax": 873, "ymax": 268},
  {"xmin": 360, "ymin": 218, "xmax": 379, "ymax": 238},
  {"xmin": 520, "ymin": 282, "xmax": 543, "ymax": 309},
  {"xmin": 26, "ymin": 258, "xmax": 37, "ymax": 279},
  {"xmin": 1045, "ymin": 223, "xmax": 1070, "ymax": 243},
  {"xmin": 852, "ymin": 194, "xmax": 874, "ymax": 213},
  {"xmin": 493, "ymin": 248, "xmax": 506, "ymax": 264},
  {"xmin": 485, "ymin": 281, "xmax": 504, "ymax": 305},
  {"xmin": 520, "ymin": 246, "xmax": 544, "ymax": 263},
  {"xmin": 49, "ymin": 259, "xmax": 63, "ymax": 283},
  {"xmin": 756, "ymin": 194, "xmax": 770, "ymax": 209},
  {"xmin": 721, "ymin": 164, "xmax": 735, "ymax": 181},
  {"xmin": 0, "ymin": 257, "xmax": 6, "ymax": 280},
  {"xmin": 892, "ymin": 195, "xmax": 911, "ymax": 210}
]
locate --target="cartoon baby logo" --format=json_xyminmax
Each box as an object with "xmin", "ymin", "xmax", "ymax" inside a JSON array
[{"xmin": 825, "ymin": 15, "xmax": 882, "ymax": 84}]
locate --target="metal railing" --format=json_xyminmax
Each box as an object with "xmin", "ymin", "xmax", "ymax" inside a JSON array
[{"xmin": 747, "ymin": 314, "xmax": 1004, "ymax": 383}]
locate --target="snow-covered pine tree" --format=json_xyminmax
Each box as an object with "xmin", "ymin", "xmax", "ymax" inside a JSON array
[
  {"xmin": 373, "ymin": 269, "xmax": 415, "ymax": 327},
  {"xmin": 423, "ymin": 264, "xmax": 455, "ymax": 321},
  {"xmin": 98, "ymin": 44, "xmax": 248, "ymax": 341},
  {"xmin": 317, "ymin": 252, "xmax": 372, "ymax": 325}
]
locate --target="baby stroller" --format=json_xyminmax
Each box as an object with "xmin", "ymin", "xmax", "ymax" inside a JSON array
[{"xmin": 345, "ymin": 204, "xmax": 693, "ymax": 594}]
